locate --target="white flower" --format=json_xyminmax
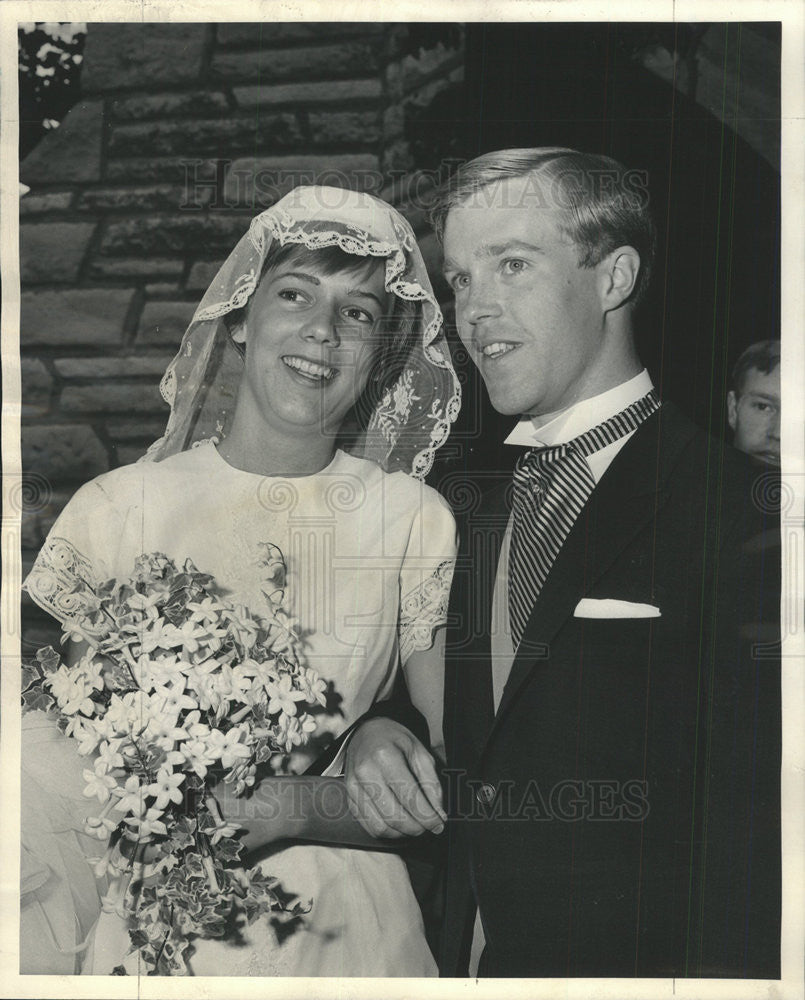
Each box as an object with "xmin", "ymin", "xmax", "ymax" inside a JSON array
[
  {"xmin": 84, "ymin": 814, "xmax": 118, "ymax": 840},
  {"xmin": 215, "ymin": 663, "xmax": 253, "ymax": 703},
  {"xmin": 48, "ymin": 662, "xmax": 101, "ymax": 715},
  {"xmin": 125, "ymin": 806, "xmax": 167, "ymax": 840},
  {"xmin": 148, "ymin": 769, "xmax": 185, "ymax": 810},
  {"xmin": 152, "ymin": 680, "xmax": 196, "ymax": 716},
  {"xmin": 266, "ymin": 675, "xmax": 307, "ymax": 717},
  {"xmin": 143, "ymin": 705, "xmax": 185, "ymax": 751},
  {"xmin": 151, "ymin": 654, "xmax": 186, "ymax": 684},
  {"xmin": 127, "ymin": 653, "xmax": 157, "ymax": 691},
  {"xmin": 82, "ymin": 768, "xmax": 118, "ymax": 803},
  {"xmin": 301, "ymin": 669, "xmax": 328, "ymax": 707},
  {"xmin": 105, "ymin": 691, "xmax": 150, "ymax": 735},
  {"xmin": 182, "ymin": 710, "xmax": 211, "ymax": 739},
  {"xmin": 94, "ymin": 739, "xmax": 124, "ymax": 774},
  {"xmin": 113, "ymin": 775, "xmax": 147, "ymax": 816},
  {"xmin": 186, "ymin": 596, "xmax": 226, "ymax": 623},
  {"xmin": 179, "ymin": 737, "xmax": 218, "ymax": 779},
  {"xmin": 65, "ymin": 715, "xmax": 103, "ymax": 755},
  {"xmin": 207, "ymin": 726, "xmax": 252, "ymax": 769}
]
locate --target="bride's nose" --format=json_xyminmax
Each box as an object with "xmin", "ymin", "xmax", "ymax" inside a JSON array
[{"xmin": 299, "ymin": 302, "xmax": 340, "ymax": 347}]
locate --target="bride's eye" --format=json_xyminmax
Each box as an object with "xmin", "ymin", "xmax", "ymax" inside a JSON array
[
  {"xmin": 342, "ymin": 305, "xmax": 375, "ymax": 324},
  {"xmin": 278, "ymin": 288, "xmax": 309, "ymax": 304}
]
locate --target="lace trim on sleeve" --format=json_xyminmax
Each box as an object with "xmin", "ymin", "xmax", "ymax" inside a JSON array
[
  {"xmin": 23, "ymin": 537, "xmax": 104, "ymax": 636},
  {"xmin": 398, "ymin": 558, "xmax": 454, "ymax": 664}
]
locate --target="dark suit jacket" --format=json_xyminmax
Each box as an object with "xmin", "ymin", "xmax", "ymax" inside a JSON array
[{"xmin": 441, "ymin": 403, "xmax": 781, "ymax": 978}]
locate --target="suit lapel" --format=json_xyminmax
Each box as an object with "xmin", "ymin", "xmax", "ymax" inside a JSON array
[{"xmin": 487, "ymin": 409, "xmax": 688, "ymax": 738}]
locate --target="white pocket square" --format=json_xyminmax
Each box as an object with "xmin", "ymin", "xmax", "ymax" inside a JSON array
[{"xmin": 574, "ymin": 598, "xmax": 661, "ymax": 619}]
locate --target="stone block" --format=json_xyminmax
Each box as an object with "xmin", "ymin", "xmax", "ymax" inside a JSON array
[
  {"xmin": 105, "ymin": 158, "xmax": 219, "ymax": 185},
  {"xmin": 223, "ymin": 154, "xmax": 380, "ymax": 206},
  {"xmin": 217, "ymin": 22, "xmax": 384, "ymax": 46},
  {"xmin": 19, "ymin": 192, "xmax": 73, "ymax": 216},
  {"xmin": 136, "ymin": 301, "xmax": 198, "ymax": 348},
  {"xmin": 54, "ymin": 356, "xmax": 174, "ymax": 379},
  {"xmin": 82, "ymin": 24, "xmax": 209, "ymax": 92},
  {"xmin": 106, "ymin": 418, "xmax": 168, "ymax": 441},
  {"xmin": 21, "ymin": 289, "xmax": 134, "ymax": 349},
  {"xmin": 87, "ymin": 257, "xmax": 184, "ymax": 280},
  {"xmin": 211, "ymin": 41, "xmax": 379, "ymax": 83},
  {"xmin": 108, "ymin": 114, "xmax": 302, "ymax": 159},
  {"xmin": 381, "ymin": 140, "xmax": 414, "ymax": 175},
  {"xmin": 382, "ymin": 104, "xmax": 406, "ymax": 139},
  {"xmin": 77, "ymin": 186, "xmax": 188, "ymax": 212},
  {"xmin": 187, "ymin": 260, "xmax": 226, "ymax": 291},
  {"xmin": 101, "ymin": 214, "xmax": 248, "ymax": 257},
  {"xmin": 20, "ymin": 100, "xmax": 104, "ymax": 186},
  {"xmin": 21, "ymin": 359, "xmax": 53, "ymax": 418},
  {"xmin": 308, "ymin": 110, "xmax": 381, "ymax": 145},
  {"xmin": 61, "ymin": 383, "xmax": 170, "ymax": 415},
  {"xmin": 111, "ymin": 90, "xmax": 229, "ymax": 121},
  {"xmin": 145, "ymin": 282, "xmax": 180, "ymax": 297},
  {"xmin": 22, "ymin": 424, "xmax": 109, "ymax": 481},
  {"xmin": 20, "ymin": 222, "xmax": 96, "ymax": 284},
  {"xmin": 396, "ymin": 43, "xmax": 462, "ymax": 95},
  {"xmin": 233, "ymin": 78, "xmax": 382, "ymax": 108}
]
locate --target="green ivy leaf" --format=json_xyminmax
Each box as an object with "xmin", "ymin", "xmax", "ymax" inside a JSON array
[
  {"xmin": 35, "ymin": 645, "xmax": 62, "ymax": 674},
  {"xmin": 22, "ymin": 687, "xmax": 56, "ymax": 714}
]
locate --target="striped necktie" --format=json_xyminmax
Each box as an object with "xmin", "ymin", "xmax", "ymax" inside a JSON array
[{"xmin": 508, "ymin": 390, "xmax": 661, "ymax": 649}]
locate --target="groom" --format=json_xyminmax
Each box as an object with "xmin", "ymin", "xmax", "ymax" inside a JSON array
[{"xmin": 341, "ymin": 148, "xmax": 781, "ymax": 978}]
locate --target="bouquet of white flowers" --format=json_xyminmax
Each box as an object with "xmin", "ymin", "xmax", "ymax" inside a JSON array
[{"xmin": 22, "ymin": 546, "xmax": 327, "ymax": 975}]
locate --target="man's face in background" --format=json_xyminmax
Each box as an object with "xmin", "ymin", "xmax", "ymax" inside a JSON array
[{"xmin": 727, "ymin": 365, "xmax": 781, "ymax": 467}]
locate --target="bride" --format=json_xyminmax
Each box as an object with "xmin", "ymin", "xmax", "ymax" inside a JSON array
[{"xmin": 21, "ymin": 185, "xmax": 460, "ymax": 976}]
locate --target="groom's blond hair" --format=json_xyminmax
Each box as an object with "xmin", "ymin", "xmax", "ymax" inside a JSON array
[{"xmin": 430, "ymin": 147, "xmax": 657, "ymax": 306}]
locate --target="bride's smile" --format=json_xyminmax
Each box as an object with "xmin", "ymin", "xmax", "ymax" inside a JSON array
[{"xmin": 232, "ymin": 262, "xmax": 391, "ymax": 436}]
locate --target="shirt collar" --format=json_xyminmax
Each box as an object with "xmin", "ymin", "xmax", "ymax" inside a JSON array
[{"xmin": 504, "ymin": 370, "xmax": 655, "ymax": 448}]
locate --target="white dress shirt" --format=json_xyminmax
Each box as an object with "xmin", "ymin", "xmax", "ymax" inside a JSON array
[{"xmin": 468, "ymin": 369, "xmax": 655, "ymax": 976}]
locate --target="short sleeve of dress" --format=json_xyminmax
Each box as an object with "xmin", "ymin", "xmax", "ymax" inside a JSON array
[
  {"xmin": 398, "ymin": 486, "xmax": 457, "ymax": 664},
  {"xmin": 23, "ymin": 477, "xmax": 129, "ymax": 636}
]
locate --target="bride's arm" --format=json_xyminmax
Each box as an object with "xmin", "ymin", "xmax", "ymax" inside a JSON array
[
  {"xmin": 215, "ymin": 633, "xmax": 448, "ymax": 854},
  {"xmin": 400, "ymin": 628, "xmax": 446, "ymax": 764},
  {"xmin": 214, "ymin": 774, "xmax": 438, "ymax": 854}
]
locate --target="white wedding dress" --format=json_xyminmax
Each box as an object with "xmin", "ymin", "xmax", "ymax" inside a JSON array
[{"xmin": 24, "ymin": 442, "xmax": 456, "ymax": 976}]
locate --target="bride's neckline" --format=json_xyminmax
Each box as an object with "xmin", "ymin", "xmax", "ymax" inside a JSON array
[{"xmin": 206, "ymin": 441, "xmax": 348, "ymax": 480}]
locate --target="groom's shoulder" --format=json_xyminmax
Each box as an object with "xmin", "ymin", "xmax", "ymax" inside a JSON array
[{"xmin": 656, "ymin": 401, "xmax": 768, "ymax": 502}]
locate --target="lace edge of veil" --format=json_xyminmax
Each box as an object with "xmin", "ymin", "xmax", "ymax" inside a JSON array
[{"xmin": 398, "ymin": 559, "xmax": 454, "ymax": 664}]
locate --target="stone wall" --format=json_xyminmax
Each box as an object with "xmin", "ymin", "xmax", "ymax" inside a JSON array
[{"xmin": 18, "ymin": 21, "xmax": 465, "ymax": 652}]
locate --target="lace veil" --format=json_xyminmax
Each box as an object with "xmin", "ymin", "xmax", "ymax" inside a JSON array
[{"xmin": 142, "ymin": 186, "xmax": 460, "ymax": 479}]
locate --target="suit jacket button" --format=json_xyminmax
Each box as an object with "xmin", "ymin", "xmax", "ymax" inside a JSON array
[{"xmin": 476, "ymin": 782, "xmax": 496, "ymax": 805}]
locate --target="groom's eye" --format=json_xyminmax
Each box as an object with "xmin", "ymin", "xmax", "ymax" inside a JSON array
[{"xmin": 502, "ymin": 258, "xmax": 528, "ymax": 275}]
